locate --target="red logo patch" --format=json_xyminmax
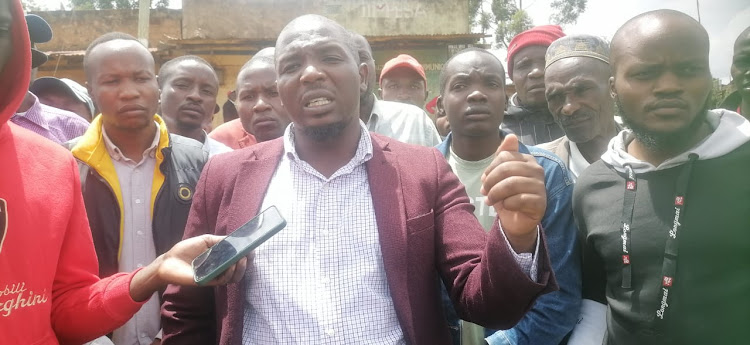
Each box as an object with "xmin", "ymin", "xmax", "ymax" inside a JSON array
[
  {"xmin": 674, "ymin": 196, "xmax": 684, "ymax": 206},
  {"xmin": 662, "ymin": 276, "xmax": 673, "ymax": 287},
  {"xmin": 626, "ymin": 181, "xmax": 636, "ymax": 190},
  {"xmin": 622, "ymin": 255, "xmax": 630, "ymax": 265}
]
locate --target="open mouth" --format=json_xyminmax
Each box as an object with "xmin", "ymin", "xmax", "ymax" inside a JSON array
[{"xmin": 306, "ymin": 97, "xmax": 332, "ymax": 108}]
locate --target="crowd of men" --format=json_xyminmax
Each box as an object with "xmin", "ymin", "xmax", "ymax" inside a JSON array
[{"xmin": 1, "ymin": 0, "xmax": 749, "ymax": 343}]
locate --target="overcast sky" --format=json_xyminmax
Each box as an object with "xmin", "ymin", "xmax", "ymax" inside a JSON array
[{"xmin": 32, "ymin": 0, "xmax": 748, "ymax": 80}]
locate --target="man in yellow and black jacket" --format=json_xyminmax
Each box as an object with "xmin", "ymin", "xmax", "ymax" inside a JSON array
[{"xmin": 66, "ymin": 32, "xmax": 208, "ymax": 345}]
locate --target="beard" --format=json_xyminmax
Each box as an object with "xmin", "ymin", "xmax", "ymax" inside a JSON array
[
  {"xmin": 300, "ymin": 118, "xmax": 352, "ymax": 142},
  {"xmin": 618, "ymin": 96, "xmax": 710, "ymax": 154}
]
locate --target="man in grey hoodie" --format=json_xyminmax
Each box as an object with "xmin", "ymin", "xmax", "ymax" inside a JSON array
[{"xmin": 572, "ymin": 9, "xmax": 750, "ymax": 345}]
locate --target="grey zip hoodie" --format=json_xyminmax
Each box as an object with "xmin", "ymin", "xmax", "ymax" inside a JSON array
[{"xmin": 601, "ymin": 109, "xmax": 750, "ymax": 174}]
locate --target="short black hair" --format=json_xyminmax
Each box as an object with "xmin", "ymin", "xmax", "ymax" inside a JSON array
[
  {"xmin": 351, "ymin": 32, "xmax": 373, "ymax": 64},
  {"xmin": 157, "ymin": 55, "xmax": 217, "ymax": 88},
  {"xmin": 83, "ymin": 32, "xmax": 140, "ymax": 80},
  {"xmin": 236, "ymin": 48, "xmax": 276, "ymax": 91},
  {"xmin": 439, "ymin": 47, "xmax": 505, "ymax": 94},
  {"xmin": 610, "ymin": 9, "xmax": 708, "ymax": 73},
  {"xmin": 240, "ymin": 47, "xmax": 275, "ymax": 72}
]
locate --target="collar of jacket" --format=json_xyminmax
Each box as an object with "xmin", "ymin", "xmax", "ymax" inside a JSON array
[
  {"xmin": 71, "ymin": 114, "xmax": 171, "ymax": 260},
  {"xmin": 435, "ymin": 130, "xmax": 531, "ymax": 156}
]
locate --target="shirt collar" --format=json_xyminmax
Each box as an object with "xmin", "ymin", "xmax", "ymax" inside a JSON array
[
  {"xmin": 567, "ymin": 141, "xmax": 589, "ymax": 180},
  {"xmin": 102, "ymin": 121, "xmax": 161, "ymax": 163},
  {"xmin": 14, "ymin": 92, "xmax": 49, "ymax": 130},
  {"xmin": 283, "ymin": 120, "xmax": 373, "ymax": 166},
  {"xmin": 367, "ymin": 98, "xmax": 383, "ymax": 128}
]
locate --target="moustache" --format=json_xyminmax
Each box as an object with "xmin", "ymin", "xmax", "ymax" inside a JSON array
[{"xmin": 644, "ymin": 99, "xmax": 688, "ymax": 112}]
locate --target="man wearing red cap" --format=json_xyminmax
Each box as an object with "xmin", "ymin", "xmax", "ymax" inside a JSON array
[
  {"xmin": 380, "ymin": 54, "xmax": 430, "ymax": 113},
  {"xmin": 504, "ymin": 25, "xmax": 566, "ymax": 146}
]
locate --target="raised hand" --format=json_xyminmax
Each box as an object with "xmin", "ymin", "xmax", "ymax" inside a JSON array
[{"xmin": 480, "ymin": 134, "xmax": 546, "ymax": 252}]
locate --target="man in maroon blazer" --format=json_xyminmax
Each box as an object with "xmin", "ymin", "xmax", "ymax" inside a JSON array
[{"xmin": 161, "ymin": 15, "xmax": 557, "ymax": 345}]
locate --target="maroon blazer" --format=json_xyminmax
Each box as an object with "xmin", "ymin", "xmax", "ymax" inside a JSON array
[{"xmin": 161, "ymin": 133, "xmax": 557, "ymax": 345}]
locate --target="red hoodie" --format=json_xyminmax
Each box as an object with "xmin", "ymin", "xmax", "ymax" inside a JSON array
[{"xmin": 0, "ymin": 1, "xmax": 145, "ymax": 343}]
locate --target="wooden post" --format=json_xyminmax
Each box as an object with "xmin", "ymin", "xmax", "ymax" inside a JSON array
[{"xmin": 137, "ymin": 0, "xmax": 150, "ymax": 48}]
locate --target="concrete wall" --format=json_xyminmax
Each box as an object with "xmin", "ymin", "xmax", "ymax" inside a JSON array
[
  {"xmin": 182, "ymin": 0, "xmax": 470, "ymax": 40},
  {"xmin": 32, "ymin": 9, "xmax": 182, "ymax": 52}
]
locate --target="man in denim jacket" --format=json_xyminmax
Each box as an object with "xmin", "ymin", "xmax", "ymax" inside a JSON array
[{"xmin": 435, "ymin": 47, "xmax": 581, "ymax": 345}]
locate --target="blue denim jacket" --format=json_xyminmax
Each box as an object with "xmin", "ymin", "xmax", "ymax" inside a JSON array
[{"xmin": 436, "ymin": 132, "xmax": 582, "ymax": 345}]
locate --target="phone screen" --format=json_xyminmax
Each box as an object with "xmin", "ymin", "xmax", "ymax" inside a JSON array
[{"xmin": 192, "ymin": 206, "xmax": 286, "ymax": 285}]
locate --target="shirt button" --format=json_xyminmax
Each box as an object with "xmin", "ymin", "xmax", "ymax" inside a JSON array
[
  {"xmin": 135, "ymin": 199, "xmax": 142, "ymax": 204},
  {"xmin": 137, "ymin": 263, "xmax": 144, "ymax": 268},
  {"xmin": 321, "ymin": 277, "xmax": 330, "ymax": 284},
  {"xmin": 136, "ymin": 230, "xmax": 144, "ymax": 236},
  {"xmin": 325, "ymin": 328, "xmax": 334, "ymax": 336}
]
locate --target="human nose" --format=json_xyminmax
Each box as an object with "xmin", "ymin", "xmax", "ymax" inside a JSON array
[
  {"xmin": 300, "ymin": 64, "xmax": 325, "ymax": 84},
  {"xmin": 186, "ymin": 86, "xmax": 202, "ymax": 102},
  {"xmin": 467, "ymin": 89, "xmax": 487, "ymax": 103},
  {"xmin": 528, "ymin": 65, "xmax": 544, "ymax": 79},
  {"xmin": 560, "ymin": 94, "xmax": 580, "ymax": 117},
  {"xmin": 653, "ymin": 72, "xmax": 683, "ymax": 96},
  {"xmin": 253, "ymin": 97, "xmax": 271, "ymax": 113},
  {"xmin": 119, "ymin": 79, "xmax": 140, "ymax": 100}
]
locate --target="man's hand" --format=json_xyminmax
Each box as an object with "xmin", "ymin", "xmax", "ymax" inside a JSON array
[
  {"xmin": 129, "ymin": 235, "xmax": 249, "ymax": 302},
  {"xmin": 480, "ymin": 134, "xmax": 546, "ymax": 253}
]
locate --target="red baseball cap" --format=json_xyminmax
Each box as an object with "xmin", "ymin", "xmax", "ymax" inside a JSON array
[{"xmin": 380, "ymin": 54, "xmax": 427, "ymax": 86}]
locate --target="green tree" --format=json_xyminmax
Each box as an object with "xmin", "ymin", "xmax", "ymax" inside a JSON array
[
  {"xmin": 550, "ymin": 0, "xmax": 586, "ymax": 25},
  {"xmin": 708, "ymin": 78, "xmax": 731, "ymax": 109},
  {"xmin": 469, "ymin": 0, "xmax": 588, "ymax": 48}
]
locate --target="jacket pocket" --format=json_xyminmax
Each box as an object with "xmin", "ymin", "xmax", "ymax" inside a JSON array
[{"xmin": 406, "ymin": 209, "xmax": 435, "ymax": 235}]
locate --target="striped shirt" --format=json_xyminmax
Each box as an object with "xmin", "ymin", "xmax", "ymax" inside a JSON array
[
  {"xmin": 241, "ymin": 121, "xmax": 537, "ymax": 344},
  {"xmin": 11, "ymin": 92, "xmax": 89, "ymax": 144},
  {"xmin": 502, "ymin": 93, "xmax": 565, "ymax": 146}
]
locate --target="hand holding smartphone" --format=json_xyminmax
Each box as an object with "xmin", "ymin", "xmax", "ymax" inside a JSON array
[{"xmin": 192, "ymin": 206, "xmax": 286, "ymax": 286}]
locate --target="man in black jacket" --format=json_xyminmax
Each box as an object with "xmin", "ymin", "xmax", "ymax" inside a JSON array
[
  {"xmin": 573, "ymin": 10, "xmax": 750, "ymax": 345},
  {"xmin": 67, "ymin": 32, "xmax": 207, "ymax": 345}
]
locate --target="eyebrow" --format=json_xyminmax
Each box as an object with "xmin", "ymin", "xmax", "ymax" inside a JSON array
[{"xmin": 563, "ymin": 76, "xmax": 596, "ymax": 87}]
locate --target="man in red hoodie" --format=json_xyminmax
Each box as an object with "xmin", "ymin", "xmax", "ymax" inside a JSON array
[{"xmin": 0, "ymin": 1, "xmax": 246, "ymax": 344}]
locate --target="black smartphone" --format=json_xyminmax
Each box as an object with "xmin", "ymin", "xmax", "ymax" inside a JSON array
[{"xmin": 192, "ymin": 206, "xmax": 286, "ymax": 286}]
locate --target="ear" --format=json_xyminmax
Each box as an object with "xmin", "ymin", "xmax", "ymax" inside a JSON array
[
  {"xmin": 214, "ymin": 103, "xmax": 220, "ymax": 114},
  {"xmin": 359, "ymin": 62, "xmax": 369, "ymax": 95},
  {"xmin": 609, "ymin": 76, "xmax": 617, "ymax": 99},
  {"xmin": 436, "ymin": 95, "xmax": 445, "ymax": 116}
]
